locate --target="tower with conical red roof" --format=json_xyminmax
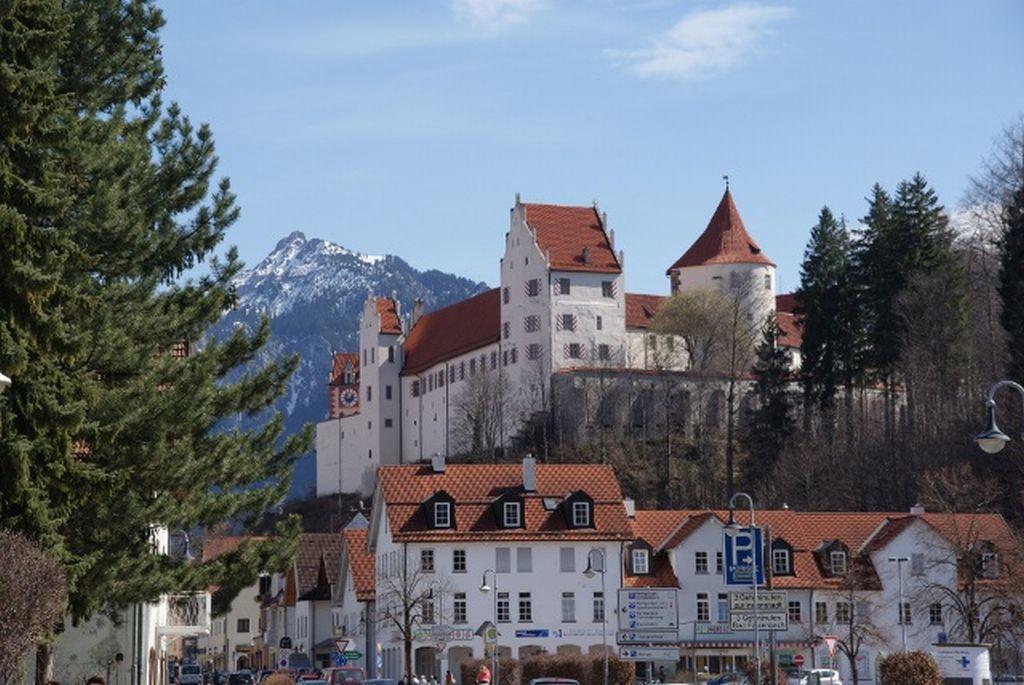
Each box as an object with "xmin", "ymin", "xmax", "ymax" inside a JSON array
[{"xmin": 667, "ymin": 188, "xmax": 777, "ymax": 326}]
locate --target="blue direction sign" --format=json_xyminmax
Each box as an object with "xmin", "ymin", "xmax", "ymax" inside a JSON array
[{"xmin": 723, "ymin": 526, "xmax": 765, "ymax": 587}]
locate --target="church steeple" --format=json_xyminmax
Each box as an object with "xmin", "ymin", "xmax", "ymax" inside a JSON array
[{"xmin": 666, "ymin": 188, "xmax": 774, "ymax": 273}]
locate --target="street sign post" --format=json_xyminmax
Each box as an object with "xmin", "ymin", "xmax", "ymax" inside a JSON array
[
  {"xmin": 723, "ymin": 527, "xmax": 765, "ymax": 586},
  {"xmin": 616, "ymin": 629, "xmax": 679, "ymax": 645},
  {"xmin": 729, "ymin": 612, "xmax": 788, "ymax": 631},
  {"xmin": 728, "ymin": 590, "xmax": 787, "ymax": 612},
  {"xmin": 618, "ymin": 647, "xmax": 679, "ymax": 662},
  {"xmin": 617, "ymin": 589, "xmax": 678, "ymax": 630}
]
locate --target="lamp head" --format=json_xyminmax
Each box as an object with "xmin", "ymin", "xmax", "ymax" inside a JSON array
[
  {"xmin": 583, "ymin": 559, "xmax": 596, "ymax": 579},
  {"xmin": 480, "ymin": 571, "xmax": 492, "ymax": 593},
  {"xmin": 976, "ymin": 403, "xmax": 1010, "ymax": 454},
  {"xmin": 724, "ymin": 509, "xmax": 741, "ymax": 538}
]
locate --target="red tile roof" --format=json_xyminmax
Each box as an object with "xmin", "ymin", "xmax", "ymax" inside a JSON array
[
  {"xmin": 624, "ymin": 552, "xmax": 679, "ymax": 588},
  {"xmin": 341, "ymin": 528, "xmax": 375, "ymax": 602},
  {"xmin": 523, "ymin": 203, "xmax": 621, "ymax": 274},
  {"xmin": 201, "ymin": 536, "xmax": 265, "ymax": 563},
  {"xmin": 377, "ymin": 462, "xmax": 633, "ymax": 542},
  {"xmin": 376, "ymin": 297, "xmax": 402, "ymax": 335},
  {"xmin": 631, "ymin": 510, "xmax": 687, "ymax": 548},
  {"xmin": 329, "ymin": 352, "xmax": 360, "ymax": 386},
  {"xmin": 401, "ymin": 289, "xmax": 500, "ymax": 376},
  {"xmin": 625, "ymin": 293, "xmax": 666, "ymax": 330},
  {"xmin": 775, "ymin": 293, "xmax": 802, "ymax": 348},
  {"xmin": 667, "ymin": 190, "xmax": 774, "ymax": 271},
  {"xmin": 295, "ymin": 533, "xmax": 343, "ymax": 598}
]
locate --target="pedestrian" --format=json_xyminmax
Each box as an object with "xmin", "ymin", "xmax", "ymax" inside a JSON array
[
  {"xmin": 445, "ymin": 670, "xmax": 454, "ymax": 685},
  {"xmin": 475, "ymin": 664, "xmax": 490, "ymax": 685},
  {"xmin": 658, "ymin": 666, "xmax": 665, "ymax": 683}
]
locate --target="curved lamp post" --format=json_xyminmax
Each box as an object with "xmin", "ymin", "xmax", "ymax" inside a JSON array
[
  {"xmin": 583, "ymin": 549, "xmax": 609, "ymax": 685},
  {"xmin": 724, "ymin": 492, "xmax": 760, "ymax": 685},
  {"xmin": 479, "ymin": 569, "xmax": 499, "ymax": 685},
  {"xmin": 975, "ymin": 380, "xmax": 1024, "ymax": 453}
]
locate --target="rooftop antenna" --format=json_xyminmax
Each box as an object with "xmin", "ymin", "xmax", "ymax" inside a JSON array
[{"xmin": 722, "ymin": 174, "xmax": 730, "ymax": 190}]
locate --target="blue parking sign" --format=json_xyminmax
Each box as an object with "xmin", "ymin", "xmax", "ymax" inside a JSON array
[{"xmin": 723, "ymin": 526, "xmax": 765, "ymax": 586}]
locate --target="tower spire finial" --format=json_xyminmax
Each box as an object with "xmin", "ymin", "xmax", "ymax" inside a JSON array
[{"xmin": 722, "ymin": 174, "xmax": 730, "ymax": 190}]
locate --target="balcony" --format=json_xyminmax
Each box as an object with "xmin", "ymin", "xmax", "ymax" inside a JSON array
[{"xmin": 158, "ymin": 592, "xmax": 211, "ymax": 636}]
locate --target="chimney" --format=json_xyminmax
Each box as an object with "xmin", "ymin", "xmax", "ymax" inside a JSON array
[
  {"xmin": 522, "ymin": 454, "xmax": 537, "ymax": 492},
  {"xmin": 910, "ymin": 502, "xmax": 925, "ymax": 515},
  {"xmin": 581, "ymin": 246, "xmax": 591, "ymax": 264},
  {"xmin": 609, "ymin": 228, "xmax": 615, "ymax": 249},
  {"xmin": 431, "ymin": 453, "xmax": 446, "ymax": 474},
  {"xmin": 623, "ymin": 498, "xmax": 636, "ymax": 519},
  {"xmin": 411, "ymin": 298, "xmax": 425, "ymax": 328}
]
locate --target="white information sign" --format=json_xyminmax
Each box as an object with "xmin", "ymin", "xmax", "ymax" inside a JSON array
[
  {"xmin": 618, "ymin": 647, "xmax": 679, "ymax": 662},
  {"xmin": 616, "ymin": 629, "xmax": 679, "ymax": 645},
  {"xmin": 618, "ymin": 589, "xmax": 678, "ymax": 630},
  {"xmin": 728, "ymin": 590, "xmax": 788, "ymax": 612},
  {"xmin": 729, "ymin": 612, "xmax": 789, "ymax": 631}
]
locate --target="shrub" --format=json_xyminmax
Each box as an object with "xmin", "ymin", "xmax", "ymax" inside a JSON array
[
  {"xmin": 878, "ymin": 651, "xmax": 942, "ymax": 685},
  {"xmin": 263, "ymin": 674, "xmax": 295, "ymax": 685},
  {"xmin": 741, "ymin": 658, "xmax": 788, "ymax": 685},
  {"xmin": 519, "ymin": 653, "xmax": 634, "ymax": 685}
]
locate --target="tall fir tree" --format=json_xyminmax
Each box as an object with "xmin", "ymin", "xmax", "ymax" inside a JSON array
[
  {"xmin": 999, "ymin": 165, "xmax": 1024, "ymax": 381},
  {"xmin": 742, "ymin": 316, "xmax": 795, "ymax": 492},
  {"xmin": 0, "ymin": 0, "xmax": 309, "ymax": 669},
  {"xmin": 796, "ymin": 206, "xmax": 858, "ymax": 415}
]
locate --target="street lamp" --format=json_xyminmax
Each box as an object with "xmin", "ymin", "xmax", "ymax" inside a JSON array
[
  {"xmin": 975, "ymin": 380, "xmax": 1024, "ymax": 453},
  {"xmin": 888, "ymin": 557, "xmax": 910, "ymax": 651},
  {"xmin": 583, "ymin": 548, "xmax": 609, "ymax": 685},
  {"xmin": 479, "ymin": 569, "xmax": 499, "ymax": 685},
  {"xmin": 725, "ymin": 492, "xmax": 760, "ymax": 685}
]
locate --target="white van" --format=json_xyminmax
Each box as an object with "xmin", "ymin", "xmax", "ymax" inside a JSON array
[{"xmin": 179, "ymin": 664, "xmax": 204, "ymax": 685}]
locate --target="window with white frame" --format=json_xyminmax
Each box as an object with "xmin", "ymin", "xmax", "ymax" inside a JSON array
[
  {"xmin": 572, "ymin": 501, "xmax": 591, "ymax": 527},
  {"xmin": 716, "ymin": 551, "xmax": 723, "ymax": 574},
  {"xmin": 773, "ymin": 549, "xmax": 790, "ymax": 575},
  {"xmin": 560, "ymin": 313, "xmax": 576, "ymax": 331},
  {"xmin": 835, "ymin": 602, "xmax": 851, "ymax": 623},
  {"xmin": 421, "ymin": 597, "xmax": 435, "ymax": 624},
  {"xmin": 696, "ymin": 593, "xmax": 710, "ymax": 622},
  {"xmin": 519, "ymin": 592, "xmax": 533, "ymax": 622},
  {"xmin": 602, "ymin": 281, "xmax": 615, "ymax": 298},
  {"xmin": 497, "ymin": 592, "xmax": 510, "ymax": 622},
  {"xmin": 516, "ymin": 547, "xmax": 533, "ymax": 572},
  {"xmin": 453, "ymin": 593, "xmax": 467, "ymax": 624},
  {"xmin": 453, "ymin": 549, "xmax": 467, "ymax": 573},
  {"xmin": 788, "ymin": 601, "xmax": 802, "ymax": 623},
  {"xmin": 420, "ymin": 549, "xmax": 434, "ymax": 572},
  {"xmin": 561, "ymin": 592, "xmax": 576, "ymax": 622},
  {"xmin": 503, "ymin": 502, "xmax": 521, "ymax": 527},
  {"xmin": 830, "ymin": 550, "xmax": 848, "ymax": 575},
  {"xmin": 593, "ymin": 592, "xmax": 605, "ymax": 623},
  {"xmin": 557, "ymin": 278, "xmax": 571, "ymax": 295},
  {"xmin": 695, "ymin": 551, "xmax": 709, "ymax": 574},
  {"xmin": 815, "ymin": 601, "xmax": 828, "ymax": 624},
  {"xmin": 929, "ymin": 603, "xmax": 943, "ymax": 625},
  {"xmin": 632, "ymin": 549, "xmax": 650, "ymax": 575},
  {"xmin": 899, "ymin": 602, "xmax": 912, "ymax": 625},
  {"xmin": 434, "ymin": 502, "xmax": 451, "ymax": 528},
  {"xmin": 495, "ymin": 547, "xmax": 511, "ymax": 573},
  {"xmin": 717, "ymin": 593, "xmax": 729, "ymax": 622},
  {"xmin": 911, "ymin": 552, "xmax": 925, "ymax": 575},
  {"xmin": 560, "ymin": 548, "xmax": 575, "ymax": 572}
]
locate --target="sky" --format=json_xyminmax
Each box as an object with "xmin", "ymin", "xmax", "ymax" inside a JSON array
[{"xmin": 158, "ymin": 0, "xmax": 1024, "ymax": 295}]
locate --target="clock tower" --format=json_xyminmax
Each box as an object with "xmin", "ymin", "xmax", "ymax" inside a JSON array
[{"xmin": 328, "ymin": 352, "xmax": 361, "ymax": 419}]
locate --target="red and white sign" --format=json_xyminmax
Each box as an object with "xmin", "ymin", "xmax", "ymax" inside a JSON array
[
  {"xmin": 823, "ymin": 635, "xmax": 839, "ymax": 657},
  {"xmin": 793, "ymin": 654, "xmax": 805, "ymax": 668},
  {"xmin": 334, "ymin": 638, "xmax": 350, "ymax": 654}
]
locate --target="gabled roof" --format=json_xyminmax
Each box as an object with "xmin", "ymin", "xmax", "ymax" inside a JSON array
[
  {"xmin": 377, "ymin": 462, "xmax": 632, "ymax": 542},
  {"xmin": 624, "ymin": 551, "xmax": 679, "ymax": 588},
  {"xmin": 775, "ymin": 293, "xmax": 802, "ymax": 349},
  {"xmin": 341, "ymin": 528, "xmax": 375, "ymax": 602},
  {"xmin": 667, "ymin": 189, "xmax": 774, "ymax": 271},
  {"xmin": 625, "ymin": 293, "xmax": 666, "ymax": 330},
  {"xmin": 201, "ymin": 535, "xmax": 265, "ymax": 563},
  {"xmin": 523, "ymin": 202, "xmax": 621, "ymax": 274},
  {"xmin": 295, "ymin": 533, "xmax": 343, "ymax": 599},
  {"xmin": 401, "ymin": 289, "xmax": 500, "ymax": 375},
  {"xmin": 376, "ymin": 297, "xmax": 402, "ymax": 335},
  {"xmin": 631, "ymin": 509, "xmax": 687, "ymax": 549},
  {"xmin": 329, "ymin": 352, "xmax": 360, "ymax": 386}
]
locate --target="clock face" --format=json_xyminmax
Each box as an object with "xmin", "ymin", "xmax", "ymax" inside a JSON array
[{"xmin": 341, "ymin": 389, "xmax": 359, "ymax": 407}]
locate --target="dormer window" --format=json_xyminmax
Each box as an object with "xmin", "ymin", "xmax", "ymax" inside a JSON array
[
  {"xmin": 772, "ymin": 549, "xmax": 791, "ymax": 575},
  {"xmin": 830, "ymin": 550, "xmax": 848, "ymax": 575},
  {"xmin": 503, "ymin": 502, "xmax": 521, "ymax": 528},
  {"xmin": 572, "ymin": 502, "xmax": 590, "ymax": 527},
  {"xmin": 982, "ymin": 550, "xmax": 1000, "ymax": 578},
  {"xmin": 632, "ymin": 549, "xmax": 650, "ymax": 575},
  {"xmin": 434, "ymin": 502, "xmax": 451, "ymax": 528}
]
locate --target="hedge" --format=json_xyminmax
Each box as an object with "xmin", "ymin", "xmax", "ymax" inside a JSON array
[
  {"xmin": 878, "ymin": 651, "xmax": 942, "ymax": 685},
  {"xmin": 461, "ymin": 654, "xmax": 634, "ymax": 685}
]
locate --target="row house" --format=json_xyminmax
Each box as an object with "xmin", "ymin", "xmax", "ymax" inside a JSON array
[
  {"xmin": 366, "ymin": 456, "xmax": 633, "ymax": 683},
  {"xmin": 315, "ymin": 190, "xmax": 802, "ymax": 499},
  {"xmin": 330, "ymin": 521, "xmax": 378, "ymax": 675},
  {"xmin": 627, "ymin": 507, "xmax": 1023, "ymax": 682},
  {"xmin": 197, "ymin": 537, "xmax": 266, "ymax": 672}
]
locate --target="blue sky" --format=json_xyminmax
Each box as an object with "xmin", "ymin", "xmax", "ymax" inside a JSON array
[{"xmin": 159, "ymin": 0, "xmax": 1024, "ymax": 295}]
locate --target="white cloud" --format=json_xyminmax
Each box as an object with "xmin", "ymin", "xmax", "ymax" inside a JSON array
[
  {"xmin": 451, "ymin": 0, "xmax": 545, "ymax": 31},
  {"xmin": 608, "ymin": 3, "xmax": 794, "ymax": 80}
]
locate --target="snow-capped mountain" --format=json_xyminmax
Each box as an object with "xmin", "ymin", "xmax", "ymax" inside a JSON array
[{"xmin": 210, "ymin": 231, "xmax": 487, "ymax": 498}]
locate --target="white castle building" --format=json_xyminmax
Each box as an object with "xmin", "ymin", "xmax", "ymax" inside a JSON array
[{"xmin": 316, "ymin": 190, "xmax": 802, "ymax": 498}]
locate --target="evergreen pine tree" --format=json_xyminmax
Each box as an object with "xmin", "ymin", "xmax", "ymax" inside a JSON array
[
  {"xmin": 0, "ymin": 0, "xmax": 309, "ymax": 664},
  {"xmin": 999, "ymin": 166, "xmax": 1024, "ymax": 381},
  {"xmin": 742, "ymin": 316, "xmax": 794, "ymax": 491}
]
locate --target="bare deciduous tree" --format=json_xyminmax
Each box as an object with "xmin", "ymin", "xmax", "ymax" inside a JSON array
[
  {"xmin": 377, "ymin": 561, "xmax": 453, "ymax": 682},
  {"xmin": 450, "ymin": 363, "xmax": 514, "ymax": 461}
]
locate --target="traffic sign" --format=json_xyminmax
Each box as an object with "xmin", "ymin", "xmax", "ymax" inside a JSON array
[
  {"xmin": 723, "ymin": 527, "xmax": 765, "ymax": 586},
  {"xmin": 617, "ymin": 589, "xmax": 678, "ymax": 630},
  {"xmin": 823, "ymin": 635, "xmax": 839, "ymax": 657},
  {"xmin": 343, "ymin": 651, "xmax": 363, "ymax": 660},
  {"xmin": 334, "ymin": 638, "xmax": 350, "ymax": 654},
  {"xmin": 728, "ymin": 590, "xmax": 787, "ymax": 612},
  {"xmin": 793, "ymin": 654, "xmax": 805, "ymax": 668},
  {"xmin": 616, "ymin": 629, "xmax": 679, "ymax": 645},
  {"xmin": 618, "ymin": 647, "xmax": 679, "ymax": 662},
  {"xmin": 729, "ymin": 612, "xmax": 788, "ymax": 631}
]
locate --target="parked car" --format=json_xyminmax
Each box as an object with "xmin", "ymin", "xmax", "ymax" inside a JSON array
[
  {"xmin": 707, "ymin": 674, "xmax": 750, "ymax": 685},
  {"xmin": 228, "ymin": 672, "xmax": 255, "ymax": 685},
  {"xmin": 798, "ymin": 670, "xmax": 842, "ymax": 685},
  {"xmin": 178, "ymin": 665, "xmax": 203, "ymax": 685},
  {"xmin": 323, "ymin": 667, "xmax": 366, "ymax": 685},
  {"xmin": 785, "ymin": 670, "xmax": 811, "ymax": 685},
  {"xmin": 528, "ymin": 679, "xmax": 581, "ymax": 685}
]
